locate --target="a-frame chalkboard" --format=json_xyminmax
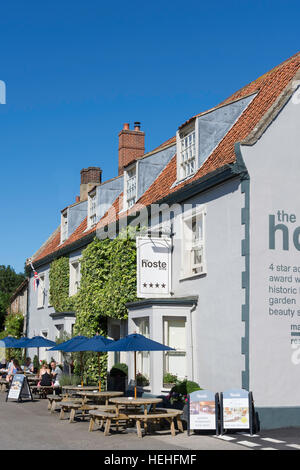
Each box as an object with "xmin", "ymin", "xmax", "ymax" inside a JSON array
[{"xmin": 6, "ymin": 374, "xmax": 33, "ymax": 403}]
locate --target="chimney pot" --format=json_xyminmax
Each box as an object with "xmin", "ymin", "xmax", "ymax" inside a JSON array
[
  {"xmin": 80, "ymin": 167, "xmax": 102, "ymax": 201},
  {"xmin": 123, "ymin": 123, "xmax": 130, "ymax": 130},
  {"xmin": 118, "ymin": 122, "xmax": 145, "ymax": 175}
]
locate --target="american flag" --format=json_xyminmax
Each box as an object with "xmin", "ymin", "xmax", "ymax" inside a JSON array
[{"xmin": 33, "ymin": 271, "xmax": 40, "ymax": 291}]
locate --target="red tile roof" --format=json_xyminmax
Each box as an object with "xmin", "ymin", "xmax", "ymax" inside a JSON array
[{"xmin": 31, "ymin": 51, "xmax": 300, "ymax": 265}]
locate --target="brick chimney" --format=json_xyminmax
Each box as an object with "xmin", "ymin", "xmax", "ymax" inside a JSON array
[
  {"xmin": 118, "ymin": 122, "xmax": 145, "ymax": 175},
  {"xmin": 80, "ymin": 167, "xmax": 102, "ymax": 201}
]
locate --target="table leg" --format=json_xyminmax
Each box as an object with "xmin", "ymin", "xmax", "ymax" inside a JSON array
[
  {"xmin": 136, "ymin": 419, "xmax": 143, "ymax": 438},
  {"xmin": 89, "ymin": 417, "xmax": 95, "ymax": 432},
  {"xmin": 104, "ymin": 418, "xmax": 111, "ymax": 436}
]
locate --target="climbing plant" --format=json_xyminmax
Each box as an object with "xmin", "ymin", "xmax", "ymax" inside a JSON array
[
  {"xmin": 73, "ymin": 229, "xmax": 137, "ymax": 383},
  {"xmin": 49, "ymin": 257, "xmax": 77, "ymax": 312}
]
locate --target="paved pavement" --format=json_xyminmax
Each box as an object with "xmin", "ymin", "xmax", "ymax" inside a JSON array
[
  {"xmin": 1, "ymin": 394, "xmax": 300, "ymax": 451},
  {"xmin": 0, "ymin": 394, "xmax": 244, "ymax": 450}
]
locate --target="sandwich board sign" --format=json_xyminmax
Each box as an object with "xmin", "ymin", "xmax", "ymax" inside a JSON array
[
  {"xmin": 220, "ymin": 389, "xmax": 254, "ymax": 435},
  {"xmin": 6, "ymin": 374, "xmax": 33, "ymax": 402},
  {"xmin": 188, "ymin": 390, "xmax": 219, "ymax": 435}
]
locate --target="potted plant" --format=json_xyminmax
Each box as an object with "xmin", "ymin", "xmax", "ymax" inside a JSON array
[{"xmin": 163, "ymin": 372, "xmax": 179, "ymax": 389}]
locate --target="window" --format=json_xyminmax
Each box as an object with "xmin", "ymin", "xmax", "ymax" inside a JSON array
[
  {"xmin": 135, "ymin": 318, "xmax": 150, "ymax": 380},
  {"xmin": 61, "ymin": 211, "xmax": 68, "ymax": 243},
  {"xmin": 182, "ymin": 208, "xmax": 206, "ymax": 278},
  {"xmin": 179, "ymin": 129, "xmax": 196, "ymax": 180},
  {"xmin": 88, "ymin": 190, "xmax": 97, "ymax": 228},
  {"xmin": 126, "ymin": 166, "xmax": 137, "ymax": 209},
  {"xmin": 163, "ymin": 317, "xmax": 187, "ymax": 380},
  {"xmin": 69, "ymin": 260, "xmax": 81, "ymax": 296},
  {"xmin": 37, "ymin": 275, "xmax": 45, "ymax": 308}
]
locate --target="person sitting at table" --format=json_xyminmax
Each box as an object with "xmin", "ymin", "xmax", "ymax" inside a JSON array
[
  {"xmin": 50, "ymin": 360, "xmax": 62, "ymax": 387},
  {"xmin": 6, "ymin": 359, "xmax": 22, "ymax": 382},
  {"xmin": 38, "ymin": 363, "xmax": 53, "ymax": 387},
  {"xmin": 23, "ymin": 357, "xmax": 34, "ymax": 374}
]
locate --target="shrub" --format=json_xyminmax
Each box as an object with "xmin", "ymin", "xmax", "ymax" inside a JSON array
[
  {"xmin": 109, "ymin": 363, "xmax": 128, "ymax": 377},
  {"xmin": 136, "ymin": 373, "xmax": 150, "ymax": 387},
  {"xmin": 167, "ymin": 379, "xmax": 202, "ymax": 405},
  {"xmin": 58, "ymin": 373, "xmax": 81, "ymax": 387},
  {"xmin": 163, "ymin": 372, "xmax": 179, "ymax": 384}
]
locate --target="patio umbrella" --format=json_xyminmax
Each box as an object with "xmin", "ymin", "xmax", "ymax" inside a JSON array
[
  {"xmin": 103, "ymin": 333, "xmax": 175, "ymax": 398},
  {"xmin": 1, "ymin": 336, "xmax": 19, "ymax": 348},
  {"xmin": 47, "ymin": 335, "xmax": 89, "ymax": 384},
  {"xmin": 70, "ymin": 335, "xmax": 114, "ymax": 391},
  {"xmin": 20, "ymin": 336, "xmax": 56, "ymax": 363},
  {"xmin": 13, "ymin": 337, "xmax": 31, "ymax": 348},
  {"xmin": 47, "ymin": 335, "xmax": 89, "ymax": 352}
]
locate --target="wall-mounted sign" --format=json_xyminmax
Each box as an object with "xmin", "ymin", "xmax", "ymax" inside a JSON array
[
  {"xmin": 137, "ymin": 237, "xmax": 171, "ymax": 298},
  {"xmin": 6, "ymin": 374, "xmax": 33, "ymax": 402},
  {"xmin": 220, "ymin": 389, "xmax": 254, "ymax": 434},
  {"xmin": 188, "ymin": 390, "xmax": 219, "ymax": 434}
]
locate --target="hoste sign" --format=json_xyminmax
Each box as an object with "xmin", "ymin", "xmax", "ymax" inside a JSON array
[{"xmin": 137, "ymin": 236, "xmax": 172, "ymax": 298}]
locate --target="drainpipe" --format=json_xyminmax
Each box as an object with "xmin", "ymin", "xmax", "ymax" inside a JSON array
[{"xmin": 190, "ymin": 302, "xmax": 197, "ymax": 382}]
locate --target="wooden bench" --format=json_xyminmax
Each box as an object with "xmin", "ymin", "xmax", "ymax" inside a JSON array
[
  {"xmin": 31, "ymin": 385, "xmax": 55, "ymax": 399},
  {"xmin": 0, "ymin": 379, "xmax": 8, "ymax": 393},
  {"xmin": 46, "ymin": 395, "xmax": 64, "ymax": 413},
  {"xmin": 155, "ymin": 408, "xmax": 184, "ymax": 433},
  {"xmin": 58, "ymin": 401, "xmax": 100, "ymax": 423},
  {"xmin": 127, "ymin": 410, "xmax": 184, "ymax": 438}
]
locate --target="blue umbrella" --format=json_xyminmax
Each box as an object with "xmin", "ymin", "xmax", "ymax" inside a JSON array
[
  {"xmin": 24, "ymin": 336, "xmax": 56, "ymax": 348},
  {"xmin": 47, "ymin": 335, "xmax": 89, "ymax": 352},
  {"xmin": 70, "ymin": 335, "xmax": 114, "ymax": 391},
  {"xmin": 12, "ymin": 337, "xmax": 31, "ymax": 348},
  {"xmin": 0, "ymin": 336, "xmax": 19, "ymax": 348},
  {"xmin": 103, "ymin": 334, "xmax": 175, "ymax": 398}
]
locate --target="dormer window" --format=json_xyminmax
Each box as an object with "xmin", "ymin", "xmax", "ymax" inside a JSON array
[
  {"xmin": 88, "ymin": 190, "xmax": 97, "ymax": 228},
  {"xmin": 61, "ymin": 210, "xmax": 68, "ymax": 243},
  {"xmin": 177, "ymin": 122, "xmax": 198, "ymax": 182},
  {"xmin": 125, "ymin": 166, "xmax": 137, "ymax": 209},
  {"xmin": 180, "ymin": 130, "xmax": 196, "ymax": 178}
]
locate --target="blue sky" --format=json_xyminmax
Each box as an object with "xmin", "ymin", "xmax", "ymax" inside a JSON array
[{"xmin": 0, "ymin": 0, "xmax": 299, "ymax": 273}]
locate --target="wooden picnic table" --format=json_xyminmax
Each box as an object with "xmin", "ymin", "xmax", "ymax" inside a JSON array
[
  {"xmin": 76, "ymin": 391, "xmax": 124, "ymax": 406},
  {"xmin": 109, "ymin": 397, "xmax": 163, "ymax": 416},
  {"xmin": 61, "ymin": 385, "xmax": 98, "ymax": 397}
]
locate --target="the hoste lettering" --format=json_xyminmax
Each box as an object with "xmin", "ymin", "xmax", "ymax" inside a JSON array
[{"xmin": 141, "ymin": 259, "xmax": 167, "ymax": 270}]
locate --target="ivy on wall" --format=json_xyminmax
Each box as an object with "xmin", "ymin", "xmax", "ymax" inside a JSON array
[
  {"xmin": 48, "ymin": 230, "xmax": 137, "ymax": 383},
  {"xmin": 49, "ymin": 257, "xmax": 77, "ymax": 312}
]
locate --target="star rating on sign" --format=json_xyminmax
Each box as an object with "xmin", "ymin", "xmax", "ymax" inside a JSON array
[{"xmin": 142, "ymin": 282, "xmax": 167, "ymax": 289}]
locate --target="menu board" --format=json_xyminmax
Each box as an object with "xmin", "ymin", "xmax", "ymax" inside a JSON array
[
  {"xmin": 6, "ymin": 374, "xmax": 32, "ymax": 402},
  {"xmin": 188, "ymin": 390, "xmax": 218, "ymax": 432},
  {"xmin": 222, "ymin": 389, "xmax": 250, "ymax": 430}
]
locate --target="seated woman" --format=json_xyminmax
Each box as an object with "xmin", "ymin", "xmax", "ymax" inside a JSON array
[
  {"xmin": 6, "ymin": 359, "xmax": 22, "ymax": 382},
  {"xmin": 38, "ymin": 363, "xmax": 53, "ymax": 387}
]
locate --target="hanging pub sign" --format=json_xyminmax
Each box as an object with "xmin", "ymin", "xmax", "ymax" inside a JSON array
[
  {"xmin": 220, "ymin": 389, "xmax": 254, "ymax": 435},
  {"xmin": 136, "ymin": 237, "xmax": 171, "ymax": 298},
  {"xmin": 6, "ymin": 374, "xmax": 33, "ymax": 403},
  {"xmin": 188, "ymin": 390, "xmax": 219, "ymax": 435}
]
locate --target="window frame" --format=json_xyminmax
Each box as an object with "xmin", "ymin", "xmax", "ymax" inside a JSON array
[
  {"xmin": 124, "ymin": 163, "xmax": 138, "ymax": 210},
  {"xmin": 88, "ymin": 189, "xmax": 97, "ymax": 229},
  {"xmin": 61, "ymin": 210, "xmax": 68, "ymax": 244},
  {"xmin": 163, "ymin": 316, "xmax": 187, "ymax": 382},
  {"xmin": 69, "ymin": 259, "xmax": 81, "ymax": 297},
  {"xmin": 181, "ymin": 206, "xmax": 206, "ymax": 280},
  {"xmin": 37, "ymin": 274, "xmax": 45, "ymax": 309},
  {"xmin": 176, "ymin": 121, "xmax": 198, "ymax": 182}
]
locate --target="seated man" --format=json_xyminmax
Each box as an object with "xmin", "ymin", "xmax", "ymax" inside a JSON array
[
  {"xmin": 50, "ymin": 361, "xmax": 62, "ymax": 387},
  {"xmin": 24, "ymin": 357, "xmax": 34, "ymax": 374}
]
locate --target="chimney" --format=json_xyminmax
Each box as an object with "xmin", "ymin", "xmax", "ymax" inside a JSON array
[
  {"xmin": 118, "ymin": 122, "xmax": 145, "ymax": 175},
  {"xmin": 80, "ymin": 167, "xmax": 102, "ymax": 201}
]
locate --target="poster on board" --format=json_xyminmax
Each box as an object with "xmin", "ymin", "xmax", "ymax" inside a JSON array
[
  {"xmin": 6, "ymin": 374, "xmax": 33, "ymax": 402},
  {"xmin": 188, "ymin": 390, "xmax": 219, "ymax": 434},
  {"xmin": 220, "ymin": 389, "xmax": 254, "ymax": 434}
]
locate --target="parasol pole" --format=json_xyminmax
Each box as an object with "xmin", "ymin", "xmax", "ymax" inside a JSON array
[
  {"xmin": 134, "ymin": 350, "xmax": 137, "ymax": 399},
  {"xmin": 80, "ymin": 351, "xmax": 83, "ymax": 386},
  {"xmin": 98, "ymin": 352, "xmax": 101, "ymax": 392}
]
